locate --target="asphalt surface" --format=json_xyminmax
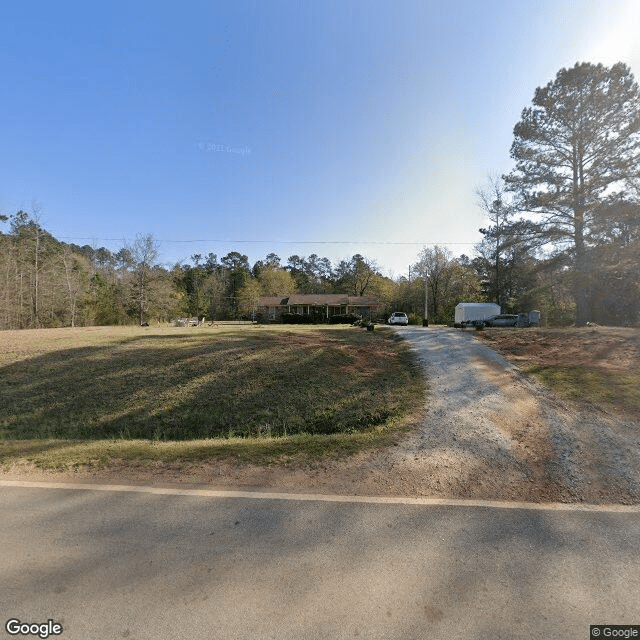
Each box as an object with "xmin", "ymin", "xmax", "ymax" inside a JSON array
[{"xmin": 2, "ymin": 484, "xmax": 640, "ymax": 639}]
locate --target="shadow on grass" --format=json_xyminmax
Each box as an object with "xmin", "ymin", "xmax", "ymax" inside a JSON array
[
  {"xmin": 0, "ymin": 439, "xmax": 74, "ymax": 460},
  {"xmin": 0, "ymin": 329, "xmax": 424, "ymax": 446},
  {"xmin": 0, "ymin": 429, "xmax": 398, "ymax": 470}
]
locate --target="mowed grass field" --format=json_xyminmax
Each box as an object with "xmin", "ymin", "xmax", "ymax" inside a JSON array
[{"xmin": 0, "ymin": 324, "xmax": 425, "ymax": 469}]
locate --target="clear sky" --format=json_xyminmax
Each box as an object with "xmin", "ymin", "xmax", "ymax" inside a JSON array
[{"xmin": 2, "ymin": 0, "xmax": 639, "ymax": 276}]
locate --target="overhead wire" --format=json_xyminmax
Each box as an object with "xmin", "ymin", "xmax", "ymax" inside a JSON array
[{"xmin": 50, "ymin": 236, "xmax": 478, "ymax": 246}]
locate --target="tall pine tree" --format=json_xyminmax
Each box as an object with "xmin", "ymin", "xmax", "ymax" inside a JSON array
[{"xmin": 505, "ymin": 62, "xmax": 640, "ymax": 325}]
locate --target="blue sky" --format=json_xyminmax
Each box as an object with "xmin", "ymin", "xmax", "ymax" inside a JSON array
[{"xmin": 2, "ymin": 0, "xmax": 640, "ymax": 276}]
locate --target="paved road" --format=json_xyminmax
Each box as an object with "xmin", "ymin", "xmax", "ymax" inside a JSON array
[{"xmin": 2, "ymin": 483, "xmax": 639, "ymax": 639}]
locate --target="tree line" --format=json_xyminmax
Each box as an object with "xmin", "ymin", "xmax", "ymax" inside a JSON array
[
  {"xmin": 0, "ymin": 213, "xmax": 482, "ymax": 329},
  {"xmin": 1, "ymin": 61, "xmax": 638, "ymax": 330}
]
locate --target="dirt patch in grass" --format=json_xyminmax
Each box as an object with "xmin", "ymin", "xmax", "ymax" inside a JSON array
[
  {"xmin": 475, "ymin": 326, "xmax": 640, "ymax": 420},
  {"xmin": 475, "ymin": 326, "xmax": 640, "ymax": 372}
]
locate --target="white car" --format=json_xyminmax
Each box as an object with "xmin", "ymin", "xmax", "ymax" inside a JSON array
[{"xmin": 388, "ymin": 312, "xmax": 408, "ymax": 326}]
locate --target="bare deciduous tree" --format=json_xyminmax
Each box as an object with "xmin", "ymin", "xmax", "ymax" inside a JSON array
[{"xmin": 128, "ymin": 234, "xmax": 160, "ymax": 325}]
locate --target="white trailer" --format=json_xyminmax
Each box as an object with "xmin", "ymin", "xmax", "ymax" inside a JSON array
[{"xmin": 454, "ymin": 303, "xmax": 500, "ymax": 328}]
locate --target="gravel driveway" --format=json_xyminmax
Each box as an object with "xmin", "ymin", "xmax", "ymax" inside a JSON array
[{"xmin": 389, "ymin": 326, "xmax": 640, "ymax": 504}]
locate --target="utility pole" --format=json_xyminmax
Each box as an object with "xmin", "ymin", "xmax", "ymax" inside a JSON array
[{"xmin": 423, "ymin": 272, "xmax": 429, "ymax": 327}]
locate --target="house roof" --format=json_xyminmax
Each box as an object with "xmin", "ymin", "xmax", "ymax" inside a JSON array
[
  {"xmin": 287, "ymin": 294, "xmax": 348, "ymax": 306},
  {"xmin": 258, "ymin": 294, "xmax": 379, "ymax": 306},
  {"xmin": 348, "ymin": 296, "xmax": 379, "ymax": 306},
  {"xmin": 259, "ymin": 296, "xmax": 290, "ymax": 306}
]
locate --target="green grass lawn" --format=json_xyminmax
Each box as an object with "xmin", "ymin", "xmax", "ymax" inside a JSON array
[
  {"xmin": 523, "ymin": 364, "xmax": 640, "ymax": 417},
  {"xmin": 0, "ymin": 324, "xmax": 425, "ymax": 469}
]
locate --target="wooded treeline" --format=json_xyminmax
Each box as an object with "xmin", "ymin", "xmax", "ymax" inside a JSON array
[
  {"xmin": 0, "ymin": 204, "xmax": 636, "ymax": 329},
  {"xmin": 1, "ymin": 61, "xmax": 638, "ymax": 330},
  {"xmin": 0, "ymin": 211, "xmax": 481, "ymax": 329}
]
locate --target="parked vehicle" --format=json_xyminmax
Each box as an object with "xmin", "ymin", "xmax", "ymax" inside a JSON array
[
  {"xmin": 484, "ymin": 314, "xmax": 519, "ymax": 327},
  {"xmin": 527, "ymin": 310, "xmax": 541, "ymax": 326},
  {"xmin": 388, "ymin": 312, "xmax": 408, "ymax": 326},
  {"xmin": 455, "ymin": 303, "xmax": 541, "ymax": 329},
  {"xmin": 454, "ymin": 303, "xmax": 501, "ymax": 328}
]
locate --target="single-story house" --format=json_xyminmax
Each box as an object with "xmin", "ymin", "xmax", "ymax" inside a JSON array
[{"xmin": 258, "ymin": 294, "xmax": 380, "ymax": 321}]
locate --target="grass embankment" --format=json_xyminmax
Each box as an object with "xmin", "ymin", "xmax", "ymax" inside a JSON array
[
  {"xmin": 0, "ymin": 324, "xmax": 425, "ymax": 469},
  {"xmin": 476, "ymin": 326, "xmax": 640, "ymax": 419}
]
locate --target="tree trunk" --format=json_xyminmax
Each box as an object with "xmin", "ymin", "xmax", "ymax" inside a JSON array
[
  {"xmin": 573, "ymin": 146, "xmax": 589, "ymax": 326},
  {"xmin": 574, "ymin": 240, "xmax": 589, "ymax": 325}
]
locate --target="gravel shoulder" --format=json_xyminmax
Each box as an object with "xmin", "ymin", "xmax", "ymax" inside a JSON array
[{"xmin": 4, "ymin": 327, "xmax": 639, "ymax": 505}]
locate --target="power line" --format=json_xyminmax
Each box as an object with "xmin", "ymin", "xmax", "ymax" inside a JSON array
[{"xmin": 53, "ymin": 236, "xmax": 478, "ymax": 246}]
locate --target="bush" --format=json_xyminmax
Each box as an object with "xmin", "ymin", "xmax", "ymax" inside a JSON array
[
  {"xmin": 280, "ymin": 313, "xmax": 315, "ymax": 324},
  {"xmin": 329, "ymin": 314, "xmax": 362, "ymax": 324}
]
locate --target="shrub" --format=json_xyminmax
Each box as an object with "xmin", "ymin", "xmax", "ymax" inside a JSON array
[
  {"xmin": 329, "ymin": 314, "xmax": 362, "ymax": 324},
  {"xmin": 281, "ymin": 313, "xmax": 315, "ymax": 324}
]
